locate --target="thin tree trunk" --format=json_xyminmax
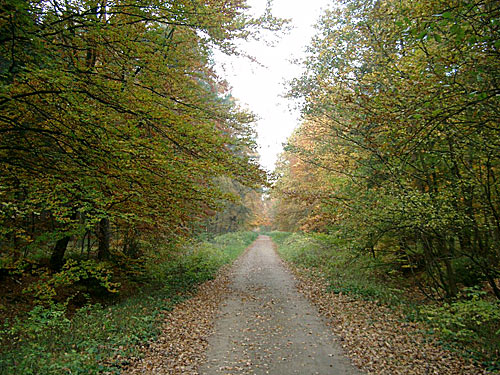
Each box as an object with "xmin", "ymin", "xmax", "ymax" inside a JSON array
[
  {"xmin": 97, "ymin": 218, "xmax": 110, "ymax": 260},
  {"xmin": 80, "ymin": 231, "xmax": 87, "ymax": 256},
  {"xmin": 50, "ymin": 236, "xmax": 71, "ymax": 271},
  {"xmin": 444, "ymin": 238, "xmax": 458, "ymax": 299},
  {"xmin": 87, "ymin": 231, "xmax": 91, "ymax": 259},
  {"xmin": 123, "ymin": 227, "xmax": 140, "ymax": 258}
]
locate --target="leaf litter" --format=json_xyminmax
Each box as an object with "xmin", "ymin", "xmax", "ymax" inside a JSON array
[
  {"xmin": 123, "ymin": 238, "xmax": 495, "ymax": 375},
  {"xmin": 122, "ymin": 266, "xmax": 232, "ymax": 375},
  {"xmin": 288, "ymin": 266, "xmax": 495, "ymax": 375}
]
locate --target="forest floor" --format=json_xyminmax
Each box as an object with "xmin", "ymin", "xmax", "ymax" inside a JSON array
[
  {"xmin": 123, "ymin": 235, "xmax": 493, "ymax": 375},
  {"xmin": 124, "ymin": 235, "xmax": 359, "ymax": 374}
]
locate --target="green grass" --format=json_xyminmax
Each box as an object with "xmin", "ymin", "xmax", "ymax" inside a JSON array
[
  {"xmin": 268, "ymin": 231, "xmax": 500, "ymax": 371},
  {"xmin": 0, "ymin": 231, "xmax": 257, "ymax": 375},
  {"xmin": 267, "ymin": 231, "xmax": 403, "ymax": 305}
]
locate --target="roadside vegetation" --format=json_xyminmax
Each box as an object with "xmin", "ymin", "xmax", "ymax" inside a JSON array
[
  {"xmin": 0, "ymin": 231, "xmax": 257, "ymax": 375},
  {"xmin": 0, "ymin": 2, "xmax": 273, "ymax": 374},
  {"xmin": 269, "ymin": 231, "xmax": 500, "ymax": 371},
  {"xmin": 270, "ymin": 0, "xmax": 499, "ymax": 371}
]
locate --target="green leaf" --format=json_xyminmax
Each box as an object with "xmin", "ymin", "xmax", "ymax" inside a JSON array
[
  {"xmin": 417, "ymin": 31, "xmax": 427, "ymax": 39},
  {"xmin": 441, "ymin": 11, "xmax": 453, "ymax": 20}
]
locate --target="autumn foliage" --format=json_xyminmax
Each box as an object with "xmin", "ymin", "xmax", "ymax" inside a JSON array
[
  {"xmin": 273, "ymin": 0, "xmax": 500, "ymax": 301},
  {"xmin": 0, "ymin": 0, "xmax": 277, "ymax": 306}
]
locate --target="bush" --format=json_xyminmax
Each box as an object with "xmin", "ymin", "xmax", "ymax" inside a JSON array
[
  {"xmin": 211, "ymin": 231, "xmax": 259, "ymax": 261},
  {"xmin": 419, "ymin": 288, "xmax": 500, "ymax": 369},
  {"xmin": 271, "ymin": 231, "xmax": 403, "ymax": 305},
  {"xmin": 148, "ymin": 231, "xmax": 258, "ymax": 292},
  {"xmin": 24, "ymin": 259, "xmax": 120, "ymax": 306},
  {"xmin": 158, "ymin": 243, "xmax": 224, "ymax": 291},
  {"xmin": 266, "ymin": 231, "xmax": 293, "ymax": 246},
  {"xmin": 0, "ymin": 298, "xmax": 169, "ymax": 375},
  {"xmin": 0, "ymin": 231, "xmax": 258, "ymax": 374},
  {"xmin": 452, "ymin": 258, "xmax": 487, "ymax": 287},
  {"xmin": 270, "ymin": 231, "xmax": 500, "ymax": 369}
]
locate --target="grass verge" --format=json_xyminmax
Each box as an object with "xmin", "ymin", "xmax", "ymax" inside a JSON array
[
  {"xmin": 269, "ymin": 231, "xmax": 403, "ymax": 305},
  {"xmin": 268, "ymin": 231, "xmax": 500, "ymax": 371},
  {"xmin": 0, "ymin": 231, "xmax": 257, "ymax": 375}
]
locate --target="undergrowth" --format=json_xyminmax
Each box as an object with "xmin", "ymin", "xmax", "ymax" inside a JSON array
[
  {"xmin": 0, "ymin": 231, "xmax": 257, "ymax": 375},
  {"xmin": 269, "ymin": 231, "xmax": 403, "ymax": 305},
  {"xmin": 268, "ymin": 231, "xmax": 500, "ymax": 371}
]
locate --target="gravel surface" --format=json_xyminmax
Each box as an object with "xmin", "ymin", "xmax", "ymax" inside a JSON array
[
  {"xmin": 199, "ymin": 235, "xmax": 361, "ymax": 375},
  {"xmin": 123, "ymin": 235, "xmax": 492, "ymax": 375}
]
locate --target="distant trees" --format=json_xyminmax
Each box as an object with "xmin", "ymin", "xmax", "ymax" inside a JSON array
[
  {"xmin": 203, "ymin": 177, "xmax": 264, "ymax": 235},
  {"xmin": 273, "ymin": 0, "xmax": 500, "ymax": 299},
  {"xmin": 0, "ymin": 0, "xmax": 274, "ymax": 272}
]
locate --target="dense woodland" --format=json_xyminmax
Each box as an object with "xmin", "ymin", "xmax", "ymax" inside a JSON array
[
  {"xmin": 0, "ymin": 0, "xmax": 499, "ymax": 373},
  {"xmin": 0, "ymin": 0, "xmax": 279, "ymax": 372},
  {"xmin": 273, "ymin": 0, "xmax": 500, "ymax": 301},
  {"xmin": 270, "ymin": 0, "xmax": 500, "ymax": 366},
  {"xmin": 0, "ymin": 0, "xmax": 277, "ymax": 293}
]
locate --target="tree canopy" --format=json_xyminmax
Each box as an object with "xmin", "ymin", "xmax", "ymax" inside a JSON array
[
  {"xmin": 0, "ymin": 0, "xmax": 277, "ymax": 271},
  {"xmin": 273, "ymin": 0, "xmax": 500, "ymax": 300}
]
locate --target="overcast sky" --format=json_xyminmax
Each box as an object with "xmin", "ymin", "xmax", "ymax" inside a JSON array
[{"xmin": 214, "ymin": 0, "xmax": 331, "ymax": 172}]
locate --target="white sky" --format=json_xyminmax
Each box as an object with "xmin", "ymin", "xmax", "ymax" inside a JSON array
[{"xmin": 214, "ymin": 0, "xmax": 332, "ymax": 172}]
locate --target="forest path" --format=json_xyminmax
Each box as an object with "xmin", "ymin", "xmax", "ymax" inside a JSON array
[{"xmin": 199, "ymin": 235, "xmax": 361, "ymax": 375}]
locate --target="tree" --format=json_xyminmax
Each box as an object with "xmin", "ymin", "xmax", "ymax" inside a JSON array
[
  {"xmin": 276, "ymin": 0, "xmax": 500, "ymax": 299},
  {"xmin": 0, "ymin": 0, "xmax": 278, "ymax": 271}
]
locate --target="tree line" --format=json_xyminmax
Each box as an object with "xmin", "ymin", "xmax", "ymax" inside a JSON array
[
  {"xmin": 0, "ymin": 0, "xmax": 278, "ymax": 278},
  {"xmin": 272, "ymin": 0, "xmax": 500, "ymax": 300}
]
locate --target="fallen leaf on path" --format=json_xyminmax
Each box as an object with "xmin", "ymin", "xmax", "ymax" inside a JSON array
[
  {"xmin": 123, "ymin": 266, "xmax": 232, "ymax": 375},
  {"xmin": 289, "ymin": 266, "xmax": 492, "ymax": 375}
]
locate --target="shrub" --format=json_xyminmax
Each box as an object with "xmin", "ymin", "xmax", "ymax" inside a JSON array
[
  {"xmin": 0, "ymin": 231, "xmax": 258, "ymax": 374},
  {"xmin": 270, "ymin": 231, "xmax": 500, "ymax": 369},
  {"xmin": 147, "ymin": 231, "xmax": 257, "ymax": 292},
  {"xmin": 272, "ymin": 231, "xmax": 403, "ymax": 305},
  {"xmin": 24, "ymin": 259, "xmax": 120, "ymax": 305},
  {"xmin": 419, "ymin": 288, "xmax": 500, "ymax": 369},
  {"xmin": 0, "ymin": 299, "xmax": 168, "ymax": 374},
  {"xmin": 266, "ymin": 231, "xmax": 293, "ymax": 246}
]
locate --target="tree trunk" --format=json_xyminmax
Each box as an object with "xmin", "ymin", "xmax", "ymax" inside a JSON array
[
  {"xmin": 50, "ymin": 236, "xmax": 71, "ymax": 271},
  {"xmin": 97, "ymin": 218, "xmax": 110, "ymax": 260},
  {"xmin": 486, "ymin": 274, "xmax": 500, "ymax": 300},
  {"xmin": 87, "ymin": 231, "xmax": 91, "ymax": 258},
  {"xmin": 49, "ymin": 211, "xmax": 77, "ymax": 271},
  {"xmin": 443, "ymin": 257, "xmax": 458, "ymax": 299},
  {"xmin": 444, "ymin": 238, "xmax": 458, "ymax": 299},
  {"xmin": 123, "ymin": 228, "xmax": 140, "ymax": 258}
]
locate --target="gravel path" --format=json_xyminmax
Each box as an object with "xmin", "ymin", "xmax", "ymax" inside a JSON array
[{"xmin": 199, "ymin": 235, "xmax": 361, "ymax": 375}]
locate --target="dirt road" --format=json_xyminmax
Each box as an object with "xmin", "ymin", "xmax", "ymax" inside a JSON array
[{"xmin": 199, "ymin": 235, "xmax": 361, "ymax": 375}]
